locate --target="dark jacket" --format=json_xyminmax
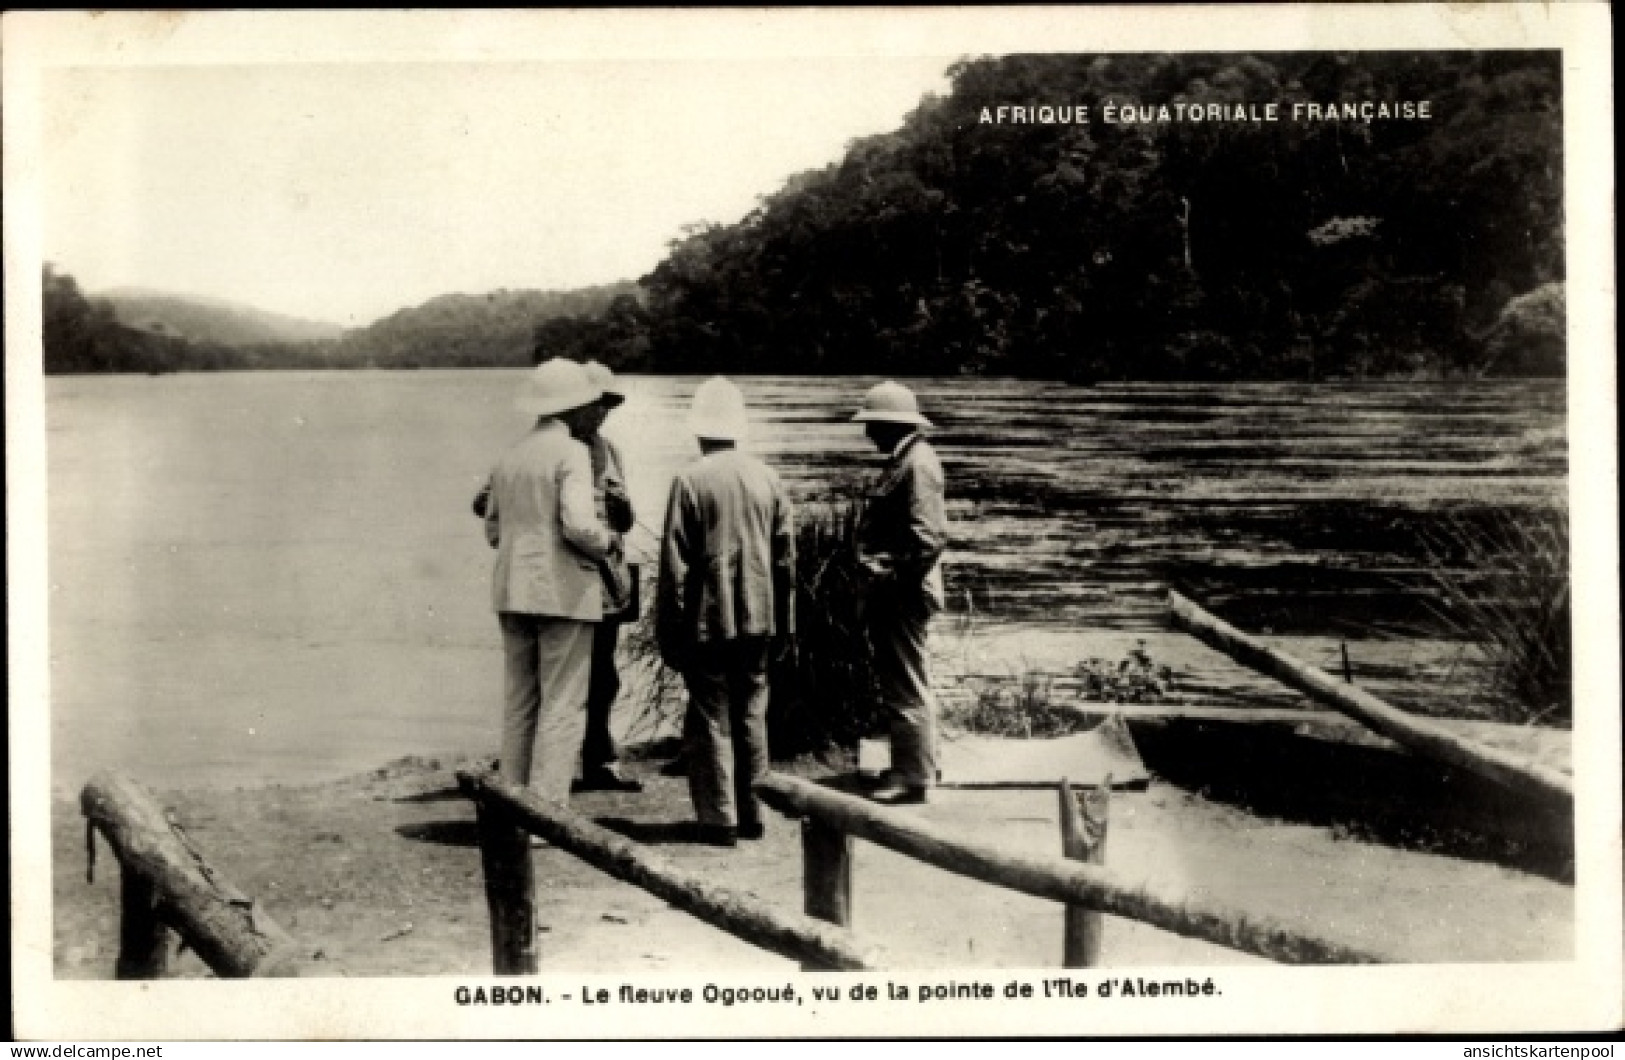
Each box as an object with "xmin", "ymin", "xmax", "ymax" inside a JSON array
[
  {"xmin": 856, "ymin": 433, "xmax": 947, "ymax": 611},
  {"xmin": 656, "ymin": 448, "xmax": 796, "ymax": 670}
]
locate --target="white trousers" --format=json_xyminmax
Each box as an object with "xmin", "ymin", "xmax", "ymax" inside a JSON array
[{"xmin": 499, "ymin": 613, "xmax": 595, "ymax": 802}]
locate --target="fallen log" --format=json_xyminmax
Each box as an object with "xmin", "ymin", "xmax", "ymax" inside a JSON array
[
  {"xmin": 1168, "ymin": 590, "xmax": 1572, "ymax": 808},
  {"xmin": 81, "ymin": 771, "xmax": 308, "ymax": 978},
  {"xmin": 756, "ymin": 773, "xmax": 1387, "ymax": 965},
  {"xmin": 456, "ymin": 769, "xmax": 881, "ymax": 971}
]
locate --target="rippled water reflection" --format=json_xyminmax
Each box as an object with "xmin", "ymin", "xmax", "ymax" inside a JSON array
[
  {"xmin": 629, "ymin": 376, "xmax": 1566, "ymax": 634},
  {"xmin": 43, "ymin": 371, "xmax": 1565, "ymax": 785}
]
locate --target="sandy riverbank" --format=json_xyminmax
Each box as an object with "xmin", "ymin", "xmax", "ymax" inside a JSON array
[{"xmin": 55, "ymin": 746, "xmax": 1573, "ymax": 979}]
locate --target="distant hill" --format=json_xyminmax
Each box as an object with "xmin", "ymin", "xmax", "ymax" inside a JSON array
[
  {"xmin": 49, "ymin": 268, "xmax": 644, "ymax": 373},
  {"xmin": 99, "ymin": 288, "xmax": 348, "ymax": 346},
  {"xmin": 333, "ymin": 282, "xmax": 640, "ymax": 368}
]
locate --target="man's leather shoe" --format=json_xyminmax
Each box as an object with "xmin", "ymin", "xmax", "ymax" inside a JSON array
[
  {"xmin": 737, "ymin": 821, "xmax": 766, "ymax": 841},
  {"xmin": 693, "ymin": 823, "xmax": 737, "ymax": 847},
  {"xmin": 573, "ymin": 766, "xmax": 644, "ymax": 793},
  {"xmin": 869, "ymin": 783, "xmax": 928, "ymax": 806}
]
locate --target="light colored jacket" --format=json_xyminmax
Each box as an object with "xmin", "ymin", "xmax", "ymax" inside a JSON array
[
  {"xmin": 856, "ymin": 433, "xmax": 947, "ymax": 611},
  {"xmin": 486, "ymin": 420, "xmax": 614, "ymax": 619},
  {"xmin": 657, "ymin": 448, "xmax": 795, "ymax": 666}
]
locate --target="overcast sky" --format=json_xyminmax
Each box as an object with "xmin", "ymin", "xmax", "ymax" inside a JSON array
[{"xmin": 43, "ymin": 57, "xmax": 953, "ymax": 326}]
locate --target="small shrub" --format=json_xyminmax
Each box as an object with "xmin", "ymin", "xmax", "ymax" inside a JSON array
[
  {"xmin": 945, "ymin": 670, "xmax": 1095, "ymax": 739},
  {"xmin": 1421, "ymin": 506, "xmax": 1571, "ymax": 726},
  {"xmin": 1075, "ymin": 640, "xmax": 1177, "ymax": 703},
  {"xmin": 944, "ymin": 644, "xmax": 1182, "ymax": 739}
]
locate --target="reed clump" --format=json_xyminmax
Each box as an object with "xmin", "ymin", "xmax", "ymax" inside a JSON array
[
  {"xmin": 765, "ymin": 500, "xmax": 886, "ymax": 758},
  {"xmin": 1421, "ymin": 506, "xmax": 1570, "ymax": 726}
]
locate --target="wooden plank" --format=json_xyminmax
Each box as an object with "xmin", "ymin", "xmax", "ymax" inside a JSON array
[
  {"xmin": 1071, "ymin": 704, "xmax": 1344, "ymax": 724},
  {"xmin": 81, "ymin": 771, "xmax": 308, "ymax": 978},
  {"xmin": 457, "ymin": 769, "xmax": 881, "ymax": 971},
  {"xmin": 1059, "ymin": 777, "xmax": 1109, "ymax": 968},
  {"xmin": 756, "ymin": 773, "xmax": 1388, "ymax": 965},
  {"xmin": 1168, "ymin": 591, "xmax": 1573, "ymax": 808}
]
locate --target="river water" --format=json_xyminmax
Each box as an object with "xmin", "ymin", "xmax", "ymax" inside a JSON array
[{"xmin": 41, "ymin": 371, "xmax": 1565, "ymax": 787}]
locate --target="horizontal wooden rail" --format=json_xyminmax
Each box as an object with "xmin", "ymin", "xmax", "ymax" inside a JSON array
[
  {"xmin": 1168, "ymin": 590, "xmax": 1573, "ymax": 808},
  {"xmin": 457, "ymin": 769, "xmax": 882, "ymax": 971},
  {"xmin": 81, "ymin": 771, "xmax": 309, "ymax": 978},
  {"xmin": 756, "ymin": 773, "xmax": 1387, "ymax": 965}
]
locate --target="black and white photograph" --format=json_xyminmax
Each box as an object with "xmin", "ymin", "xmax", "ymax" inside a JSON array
[{"xmin": 6, "ymin": 6, "xmax": 1619, "ymax": 1040}]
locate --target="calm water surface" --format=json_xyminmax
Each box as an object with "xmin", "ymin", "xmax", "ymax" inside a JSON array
[{"xmin": 43, "ymin": 371, "xmax": 1564, "ymax": 787}]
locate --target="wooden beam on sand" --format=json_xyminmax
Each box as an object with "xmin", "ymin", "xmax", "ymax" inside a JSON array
[
  {"xmin": 755, "ymin": 773, "xmax": 1386, "ymax": 965},
  {"xmin": 1168, "ymin": 590, "xmax": 1573, "ymax": 808},
  {"xmin": 456, "ymin": 769, "xmax": 881, "ymax": 972},
  {"xmin": 81, "ymin": 771, "xmax": 309, "ymax": 978}
]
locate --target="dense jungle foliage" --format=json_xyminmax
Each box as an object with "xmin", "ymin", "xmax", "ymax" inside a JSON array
[{"xmin": 45, "ymin": 51, "xmax": 1564, "ymax": 379}]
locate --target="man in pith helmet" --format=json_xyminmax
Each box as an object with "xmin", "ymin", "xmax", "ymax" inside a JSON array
[
  {"xmin": 851, "ymin": 380, "xmax": 948, "ymax": 805},
  {"xmin": 572, "ymin": 361, "xmax": 643, "ymax": 793},
  {"xmin": 483, "ymin": 357, "xmax": 618, "ymax": 802},
  {"xmin": 656, "ymin": 377, "xmax": 796, "ymax": 846}
]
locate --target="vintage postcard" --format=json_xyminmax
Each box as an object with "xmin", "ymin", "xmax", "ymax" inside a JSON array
[{"xmin": 6, "ymin": 6, "xmax": 1618, "ymax": 1040}]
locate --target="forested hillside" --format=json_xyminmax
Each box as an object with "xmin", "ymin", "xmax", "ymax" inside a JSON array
[
  {"xmin": 333, "ymin": 285, "xmax": 635, "ymax": 369},
  {"xmin": 41, "ymin": 266, "xmax": 635, "ymax": 374},
  {"xmin": 629, "ymin": 51, "xmax": 1564, "ymax": 380},
  {"xmin": 101, "ymin": 290, "xmax": 346, "ymax": 346}
]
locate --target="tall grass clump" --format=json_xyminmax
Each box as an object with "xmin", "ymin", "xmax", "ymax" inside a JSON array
[
  {"xmin": 765, "ymin": 500, "xmax": 886, "ymax": 759},
  {"xmin": 1422, "ymin": 506, "xmax": 1571, "ymax": 726}
]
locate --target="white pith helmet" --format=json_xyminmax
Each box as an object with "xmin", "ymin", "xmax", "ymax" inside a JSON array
[
  {"xmin": 687, "ymin": 376, "xmax": 750, "ymax": 442},
  {"xmin": 852, "ymin": 380, "xmax": 932, "ymax": 428},
  {"xmin": 582, "ymin": 361, "xmax": 626, "ymax": 408},
  {"xmin": 515, "ymin": 358, "xmax": 603, "ymax": 417}
]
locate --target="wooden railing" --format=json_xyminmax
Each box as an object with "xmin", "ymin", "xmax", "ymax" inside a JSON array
[
  {"xmin": 754, "ymin": 773, "xmax": 1388, "ymax": 965},
  {"xmin": 1169, "ymin": 591, "xmax": 1573, "ymax": 808},
  {"xmin": 455, "ymin": 769, "xmax": 881, "ymax": 972},
  {"xmin": 80, "ymin": 770, "xmax": 315, "ymax": 978},
  {"xmin": 83, "ymin": 761, "xmax": 1386, "ymax": 979}
]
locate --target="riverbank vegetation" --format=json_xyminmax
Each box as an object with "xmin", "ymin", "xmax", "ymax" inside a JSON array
[
  {"xmin": 1423, "ymin": 507, "xmax": 1571, "ymax": 726},
  {"xmin": 44, "ymin": 51, "xmax": 1561, "ymax": 381}
]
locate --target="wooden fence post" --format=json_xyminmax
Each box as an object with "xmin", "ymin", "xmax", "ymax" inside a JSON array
[
  {"xmin": 81, "ymin": 771, "xmax": 308, "ymax": 978},
  {"xmin": 801, "ymin": 817, "xmax": 853, "ymax": 970},
  {"xmin": 473, "ymin": 795, "xmax": 539, "ymax": 975},
  {"xmin": 1059, "ymin": 777, "xmax": 1110, "ymax": 968},
  {"xmin": 115, "ymin": 871, "xmax": 173, "ymax": 979}
]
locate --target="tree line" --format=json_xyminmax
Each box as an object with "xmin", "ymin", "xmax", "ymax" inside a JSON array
[
  {"xmin": 44, "ymin": 51, "xmax": 1564, "ymax": 380},
  {"xmin": 624, "ymin": 50, "xmax": 1564, "ymax": 381}
]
